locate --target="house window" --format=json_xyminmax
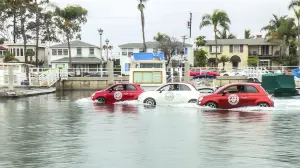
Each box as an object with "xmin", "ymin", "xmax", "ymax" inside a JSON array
[
  {"xmin": 125, "ymin": 63, "xmax": 131, "ymax": 71},
  {"xmin": 122, "ymin": 48, "xmax": 127, "ymax": 56},
  {"xmin": 89, "ymin": 48, "xmax": 94, "ymax": 55},
  {"xmin": 16, "ymin": 48, "xmax": 19, "ymax": 56},
  {"xmin": 128, "ymin": 48, "xmax": 133, "ymax": 56},
  {"xmin": 13, "ymin": 48, "xmax": 15, "ymax": 56},
  {"xmin": 210, "ymin": 46, "xmax": 221, "ymax": 53},
  {"xmin": 259, "ymin": 60, "xmax": 270, "ymax": 67},
  {"xmin": 261, "ymin": 45, "xmax": 270, "ymax": 55},
  {"xmin": 57, "ymin": 49, "xmax": 62, "ymax": 55},
  {"xmin": 77, "ymin": 48, "xmax": 82, "ymax": 55},
  {"xmin": 63, "ymin": 49, "xmax": 68, "ymax": 55},
  {"xmin": 52, "ymin": 49, "xmax": 57, "ymax": 55},
  {"xmin": 20, "ymin": 48, "xmax": 23, "ymax": 56},
  {"xmin": 233, "ymin": 45, "xmax": 240, "ymax": 53}
]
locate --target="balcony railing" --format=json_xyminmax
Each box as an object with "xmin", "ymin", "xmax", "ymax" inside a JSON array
[{"xmin": 248, "ymin": 50, "xmax": 280, "ymax": 57}]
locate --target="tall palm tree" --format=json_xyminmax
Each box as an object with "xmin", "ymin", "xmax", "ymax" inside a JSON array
[
  {"xmin": 216, "ymin": 28, "xmax": 236, "ymax": 39},
  {"xmin": 244, "ymin": 29, "xmax": 255, "ymax": 39},
  {"xmin": 288, "ymin": 0, "xmax": 300, "ymax": 65},
  {"xmin": 138, "ymin": 0, "xmax": 147, "ymax": 52},
  {"xmin": 199, "ymin": 9, "xmax": 231, "ymax": 66}
]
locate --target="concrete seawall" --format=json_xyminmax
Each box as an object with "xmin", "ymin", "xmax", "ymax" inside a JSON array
[{"xmin": 56, "ymin": 76, "xmax": 249, "ymax": 90}]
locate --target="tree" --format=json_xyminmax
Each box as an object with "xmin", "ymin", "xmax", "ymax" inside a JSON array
[
  {"xmin": 216, "ymin": 28, "xmax": 236, "ymax": 39},
  {"xmin": 194, "ymin": 49, "xmax": 207, "ymax": 67},
  {"xmin": 3, "ymin": 51, "xmax": 19, "ymax": 62},
  {"xmin": 138, "ymin": 0, "xmax": 147, "ymax": 52},
  {"xmin": 244, "ymin": 29, "xmax": 255, "ymax": 39},
  {"xmin": 54, "ymin": 5, "xmax": 88, "ymax": 68},
  {"xmin": 288, "ymin": 1, "xmax": 300, "ymax": 65},
  {"xmin": 247, "ymin": 57, "xmax": 259, "ymax": 67},
  {"xmin": 153, "ymin": 32, "xmax": 183, "ymax": 67},
  {"xmin": 199, "ymin": 9, "xmax": 231, "ymax": 66},
  {"xmin": 218, "ymin": 55, "xmax": 230, "ymax": 70},
  {"xmin": 194, "ymin": 35, "xmax": 206, "ymax": 47}
]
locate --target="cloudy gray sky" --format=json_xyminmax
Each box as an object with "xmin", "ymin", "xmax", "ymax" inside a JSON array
[{"xmin": 52, "ymin": 0, "xmax": 293, "ymax": 49}]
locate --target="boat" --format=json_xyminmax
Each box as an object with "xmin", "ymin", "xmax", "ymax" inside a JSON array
[{"xmin": 261, "ymin": 73, "xmax": 298, "ymax": 97}]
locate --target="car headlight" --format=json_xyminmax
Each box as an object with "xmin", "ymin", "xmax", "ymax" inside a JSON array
[
  {"xmin": 198, "ymin": 97, "xmax": 203, "ymax": 102},
  {"xmin": 91, "ymin": 93, "xmax": 95, "ymax": 97}
]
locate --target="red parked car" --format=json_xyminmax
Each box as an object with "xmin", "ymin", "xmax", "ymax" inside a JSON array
[
  {"xmin": 198, "ymin": 83, "xmax": 274, "ymax": 109},
  {"xmin": 189, "ymin": 68, "xmax": 220, "ymax": 76},
  {"xmin": 91, "ymin": 83, "xmax": 144, "ymax": 104}
]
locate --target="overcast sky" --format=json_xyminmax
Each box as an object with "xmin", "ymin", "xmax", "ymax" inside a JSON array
[{"xmin": 52, "ymin": 0, "xmax": 293, "ymax": 49}]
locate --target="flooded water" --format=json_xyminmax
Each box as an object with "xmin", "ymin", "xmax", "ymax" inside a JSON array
[{"xmin": 1, "ymin": 91, "xmax": 300, "ymax": 168}]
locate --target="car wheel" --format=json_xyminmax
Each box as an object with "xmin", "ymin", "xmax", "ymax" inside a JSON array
[
  {"xmin": 143, "ymin": 98, "xmax": 156, "ymax": 106},
  {"xmin": 97, "ymin": 97, "xmax": 106, "ymax": 104},
  {"xmin": 205, "ymin": 102, "xmax": 218, "ymax": 108},
  {"xmin": 257, "ymin": 102, "xmax": 270, "ymax": 107},
  {"xmin": 188, "ymin": 99, "xmax": 197, "ymax": 103},
  {"xmin": 223, "ymin": 74, "xmax": 229, "ymax": 76}
]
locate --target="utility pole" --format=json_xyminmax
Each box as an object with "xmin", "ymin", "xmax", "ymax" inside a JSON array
[{"xmin": 188, "ymin": 12, "xmax": 192, "ymax": 38}]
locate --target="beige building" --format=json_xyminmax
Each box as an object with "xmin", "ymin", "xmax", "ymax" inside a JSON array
[{"xmin": 203, "ymin": 38, "xmax": 281, "ymax": 69}]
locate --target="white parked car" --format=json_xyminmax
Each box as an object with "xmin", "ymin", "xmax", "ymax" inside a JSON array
[
  {"xmin": 221, "ymin": 69, "xmax": 246, "ymax": 76},
  {"xmin": 137, "ymin": 83, "xmax": 203, "ymax": 106}
]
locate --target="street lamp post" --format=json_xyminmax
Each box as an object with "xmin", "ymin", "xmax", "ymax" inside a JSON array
[
  {"xmin": 105, "ymin": 39, "xmax": 109, "ymax": 61},
  {"xmin": 98, "ymin": 28, "xmax": 103, "ymax": 60}
]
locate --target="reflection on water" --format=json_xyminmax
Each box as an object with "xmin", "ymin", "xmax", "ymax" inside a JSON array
[{"xmin": 0, "ymin": 91, "xmax": 300, "ymax": 168}]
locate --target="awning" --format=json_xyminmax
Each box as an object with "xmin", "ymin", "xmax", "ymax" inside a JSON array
[
  {"xmin": 208, "ymin": 58, "xmax": 216, "ymax": 63},
  {"xmin": 230, "ymin": 55, "xmax": 241, "ymax": 62}
]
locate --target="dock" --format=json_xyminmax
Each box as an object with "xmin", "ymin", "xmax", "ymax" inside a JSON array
[{"xmin": 0, "ymin": 87, "xmax": 56, "ymax": 98}]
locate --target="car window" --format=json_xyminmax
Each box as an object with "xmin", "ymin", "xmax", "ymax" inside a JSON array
[
  {"xmin": 179, "ymin": 84, "xmax": 191, "ymax": 91},
  {"xmin": 158, "ymin": 84, "xmax": 179, "ymax": 91},
  {"xmin": 198, "ymin": 88, "xmax": 214, "ymax": 93},
  {"xmin": 126, "ymin": 84, "xmax": 137, "ymax": 90},
  {"xmin": 222, "ymin": 85, "xmax": 245, "ymax": 94},
  {"xmin": 245, "ymin": 85, "xmax": 259, "ymax": 93},
  {"xmin": 111, "ymin": 84, "xmax": 124, "ymax": 91}
]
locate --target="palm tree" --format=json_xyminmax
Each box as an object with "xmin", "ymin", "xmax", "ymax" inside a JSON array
[
  {"xmin": 288, "ymin": 1, "xmax": 300, "ymax": 65},
  {"xmin": 218, "ymin": 55, "xmax": 230, "ymax": 70},
  {"xmin": 216, "ymin": 28, "xmax": 236, "ymax": 39},
  {"xmin": 199, "ymin": 9, "xmax": 231, "ymax": 67},
  {"xmin": 244, "ymin": 29, "xmax": 255, "ymax": 39},
  {"xmin": 3, "ymin": 51, "xmax": 19, "ymax": 62},
  {"xmin": 138, "ymin": 0, "xmax": 147, "ymax": 52}
]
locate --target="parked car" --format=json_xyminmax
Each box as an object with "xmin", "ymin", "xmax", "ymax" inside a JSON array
[
  {"xmin": 197, "ymin": 83, "xmax": 274, "ymax": 109},
  {"xmin": 189, "ymin": 68, "xmax": 220, "ymax": 76},
  {"xmin": 138, "ymin": 83, "xmax": 203, "ymax": 106},
  {"xmin": 220, "ymin": 69, "xmax": 246, "ymax": 76},
  {"xmin": 91, "ymin": 83, "xmax": 144, "ymax": 104}
]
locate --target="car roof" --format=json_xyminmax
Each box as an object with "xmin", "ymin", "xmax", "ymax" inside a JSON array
[{"xmin": 226, "ymin": 82, "xmax": 261, "ymax": 86}]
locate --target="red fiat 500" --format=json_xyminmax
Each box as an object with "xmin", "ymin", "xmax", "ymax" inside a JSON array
[
  {"xmin": 91, "ymin": 83, "xmax": 144, "ymax": 104},
  {"xmin": 198, "ymin": 83, "xmax": 274, "ymax": 109}
]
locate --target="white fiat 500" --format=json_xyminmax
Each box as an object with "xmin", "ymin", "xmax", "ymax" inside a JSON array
[{"xmin": 138, "ymin": 83, "xmax": 203, "ymax": 106}]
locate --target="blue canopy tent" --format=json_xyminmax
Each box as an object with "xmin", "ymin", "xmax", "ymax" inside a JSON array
[{"xmin": 292, "ymin": 68, "xmax": 300, "ymax": 78}]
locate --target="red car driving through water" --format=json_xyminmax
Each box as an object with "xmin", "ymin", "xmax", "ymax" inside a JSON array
[
  {"xmin": 91, "ymin": 83, "xmax": 144, "ymax": 104},
  {"xmin": 198, "ymin": 83, "xmax": 274, "ymax": 109}
]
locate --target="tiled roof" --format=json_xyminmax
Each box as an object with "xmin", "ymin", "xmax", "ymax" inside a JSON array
[
  {"xmin": 205, "ymin": 38, "xmax": 281, "ymax": 45},
  {"xmin": 51, "ymin": 57, "xmax": 102, "ymax": 64},
  {"xmin": 118, "ymin": 41, "xmax": 193, "ymax": 48},
  {"xmin": 50, "ymin": 40, "xmax": 99, "ymax": 48}
]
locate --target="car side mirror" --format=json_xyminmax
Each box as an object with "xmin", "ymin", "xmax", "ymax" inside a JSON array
[
  {"xmin": 222, "ymin": 91, "xmax": 227, "ymax": 96},
  {"xmin": 109, "ymin": 88, "xmax": 113, "ymax": 93},
  {"xmin": 159, "ymin": 90, "xmax": 163, "ymax": 93}
]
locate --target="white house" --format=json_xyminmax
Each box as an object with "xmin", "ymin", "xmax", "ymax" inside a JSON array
[
  {"xmin": 118, "ymin": 41, "xmax": 194, "ymax": 75},
  {"xmin": 49, "ymin": 40, "xmax": 120, "ymax": 70},
  {"xmin": 1, "ymin": 41, "xmax": 47, "ymax": 64}
]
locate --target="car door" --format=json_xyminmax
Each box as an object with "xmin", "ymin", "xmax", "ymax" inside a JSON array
[
  {"xmin": 177, "ymin": 84, "xmax": 194, "ymax": 103},
  {"xmin": 156, "ymin": 84, "xmax": 180, "ymax": 104},
  {"xmin": 244, "ymin": 85, "xmax": 260, "ymax": 106},
  {"xmin": 218, "ymin": 85, "xmax": 249, "ymax": 109},
  {"xmin": 124, "ymin": 84, "xmax": 139, "ymax": 100},
  {"xmin": 106, "ymin": 84, "xmax": 126, "ymax": 102}
]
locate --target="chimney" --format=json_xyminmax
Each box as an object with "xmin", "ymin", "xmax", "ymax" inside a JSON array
[{"xmin": 256, "ymin": 35, "xmax": 262, "ymax": 38}]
